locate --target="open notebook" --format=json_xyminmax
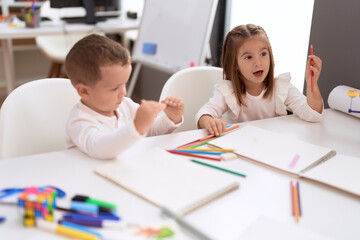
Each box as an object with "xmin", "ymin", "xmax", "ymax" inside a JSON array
[
  {"xmin": 95, "ymin": 148, "xmax": 239, "ymax": 216},
  {"xmin": 210, "ymin": 125, "xmax": 360, "ymax": 197}
]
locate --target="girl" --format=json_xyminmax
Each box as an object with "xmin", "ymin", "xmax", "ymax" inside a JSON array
[{"xmin": 196, "ymin": 24, "xmax": 323, "ymax": 136}]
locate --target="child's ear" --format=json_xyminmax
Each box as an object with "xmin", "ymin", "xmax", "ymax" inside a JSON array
[{"xmin": 75, "ymin": 83, "xmax": 91, "ymax": 100}]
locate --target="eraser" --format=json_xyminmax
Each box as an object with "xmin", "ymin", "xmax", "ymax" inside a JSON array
[
  {"xmin": 220, "ymin": 152, "xmax": 237, "ymax": 161},
  {"xmin": 142, "ymin": 43, "xmax": 157, "ymax": 55}
]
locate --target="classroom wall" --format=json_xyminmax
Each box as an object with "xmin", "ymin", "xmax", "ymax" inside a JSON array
[
  {"xmin": 134, "ymin": 0, "xmax": 360, "ymax": 107},
  {"xmin": 0, "ymin": 48, "xmax": 50, "ymax": 90},
  {"xmin": 308, "ymin": 0, "xmax": 360, "ymax": 108},
  {"xmin": 132, "ymin": 0, "xmax": 226, "ymax": 102}
]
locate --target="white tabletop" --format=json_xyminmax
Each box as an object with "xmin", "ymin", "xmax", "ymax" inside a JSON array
[{"xmin": 0, "ymin": 109, "xmax": 359, "ymax": 240}]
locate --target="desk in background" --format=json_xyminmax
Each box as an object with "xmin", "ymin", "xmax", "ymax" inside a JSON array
[
  {"xmin": 0, "ymin": 109, "xmax": 359, "ymax": 239},
  {"xmin": 0, "ymin": 17, "xmax": 139, "ymax": 94}
]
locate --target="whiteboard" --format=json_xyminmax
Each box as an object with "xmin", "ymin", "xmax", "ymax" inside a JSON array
[
  {"xmin": 225, "ymin": 0, "xmax": 314, "ymax": 92},
  {"xmin": 132, "ymin": 0, "xmax": 218, "ymax": 73}
]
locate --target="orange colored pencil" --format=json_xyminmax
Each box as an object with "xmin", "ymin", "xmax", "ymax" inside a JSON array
[{"xmin": 199, "ymin": 125, "xmax": 240, "ymax": 141}]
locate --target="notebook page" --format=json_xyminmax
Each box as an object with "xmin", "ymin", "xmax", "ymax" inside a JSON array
[
  {"xmin": 301, "ymin": 154, "xmax": 360, "ymax": 197},
  {"xmin": 95, "ymin": 148, "xmax": 239, "ymax": 216},
  {"xmin": 210, "ymin": 125, "xmax": 335, "ymax": 175}
]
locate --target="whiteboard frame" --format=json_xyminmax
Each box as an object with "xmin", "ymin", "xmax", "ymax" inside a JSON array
[{"xmin": 131, "ymin": 0, "xmax": 219, "ymax": 74}]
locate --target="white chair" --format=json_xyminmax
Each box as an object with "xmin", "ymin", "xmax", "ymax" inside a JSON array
[
  {"xmin": 35, "ymin": 1, "xmax": 87, "ymax": 77},
  {"xmin": 0, "ymin": 78, "xmax": 80, "ymax": 159},
  {"xmin": 159, "ymin": 66, "xmax": 223, "ymax": 133}
]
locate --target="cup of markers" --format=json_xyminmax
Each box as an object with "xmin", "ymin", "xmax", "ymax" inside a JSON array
[{"xmin": 21, "ymin": 5, "xmax": 40, "ymax": 28}]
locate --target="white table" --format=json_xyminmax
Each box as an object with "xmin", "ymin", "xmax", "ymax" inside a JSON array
[
  {"xmin": 0, "ymin": 109, "xmax": 359, "ymax": 239},
  {"xmin": 0, "ymin": 17, "xmax": 139, "ymax": 94}
]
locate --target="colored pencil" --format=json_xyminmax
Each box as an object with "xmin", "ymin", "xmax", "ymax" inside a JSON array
[
  {"xmin": 191, "ymin": 159, "xmax": 246, "ymax": 178},
  {"xmin": 181, "ymin": 148, "xmax": 234, "ymax": 152},
  {"xmin": 166, "ymin": 150, "xmax": 221, "ymax": 161},
  {"xmin": 186, "ymin": 136, "xmax": 221, "ymax": 149},
  {"xmin": 310, "ymin": 45, "xmax": 314, "ymax": 92},
  {"xmin": 177, "ymin": 125, "xmax": 240, "ymax": 149},
  {"xmin": 170, "ymin": 149, "xmax": 223, "ymax": 155},
  {"xmin": 199, "ymin": 125, "xmax": 240, "ymax": 141},
  {"xmin": 290, "ymin": 181, "xmax": 295, "ymax": 216},
  {"xmin": 293, "ymin": 182, "xmax": 300, "ymax": 223},
  {"xmin": 297, "ymin": 182, "xmax": 302, "ymax": 216}
]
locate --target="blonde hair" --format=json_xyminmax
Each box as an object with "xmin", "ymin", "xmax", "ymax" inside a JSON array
[
  {"xmin": 65, "ymin": 34, "xmax": 131, "ymax": 87},
  {"xmin": 221, "ymin": 24, "xmax": 275, "ymax": 106}
]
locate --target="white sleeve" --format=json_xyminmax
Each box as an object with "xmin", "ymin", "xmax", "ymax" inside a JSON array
[
  {"xmin": 147, "ymin": 113, "xmax": 183, "ymax": 136},
  {"xmin": 195, "ymin": 85, "xmax": 228, "ymax": 127},
  {"xmin": 66, "ymin": 112, "xmax": 144, "ymax": 160},
  {"xmin": 285, "ymin": 84, "xmax": 323, "ymax": 122}
]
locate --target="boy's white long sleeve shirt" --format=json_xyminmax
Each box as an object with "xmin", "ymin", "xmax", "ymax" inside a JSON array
[
  {"xmin": 195, "ymin": 72, "xmax": 323, "ymax": 125},
  {"xmin": 65, "ymin": 98, "xmax": 182, "ymax": 159}
]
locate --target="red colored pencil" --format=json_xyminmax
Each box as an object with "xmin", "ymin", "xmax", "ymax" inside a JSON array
[
  {"xmin": 166, "ymin": 150, "xmax": 221, "ymax": 161},
  {"xmin": 310, "ymin": 45, "xmax": 314, "ymax": 92}
]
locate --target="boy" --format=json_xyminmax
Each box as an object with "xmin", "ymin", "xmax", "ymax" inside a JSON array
[{"xmin": 65, "ymin": 34, "xmax": 184, "ymax": 159}]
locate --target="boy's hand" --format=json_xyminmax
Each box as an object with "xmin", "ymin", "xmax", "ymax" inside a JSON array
[
  {"xmin": 134, "ymin": 100, "xmax": 166, "ymax": 135},
  {"xmin": 198, "ymin": 115, "xmax": 226, "ymax": 136},
  {"xmin": 161, "ymin": 97, "xmax": 184, "ymax": 124}
]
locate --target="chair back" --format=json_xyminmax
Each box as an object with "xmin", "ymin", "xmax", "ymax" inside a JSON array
[
  {"xmin": 0, "ymin": 78, "xmax": 80, "ymax": 159},
  {"xmin": 159, "ymin": 66, "xmax": 223, "ymax": 132}
]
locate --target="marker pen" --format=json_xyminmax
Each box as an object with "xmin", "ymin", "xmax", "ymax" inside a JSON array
[
  {"xmin": 72, "ymin": 195, "xmax": 117, "ymax": 210},
  {"xmin": 37, "ymin": 220, "xmax": 100, "ymax": 240},
  {"xmin": 59, "ymin": 219, "xmax": 126, "ymax": 228}
]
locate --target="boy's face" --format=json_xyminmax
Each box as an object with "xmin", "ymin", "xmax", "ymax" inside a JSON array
[
  {"xmin": 83, "ymin": 64, "xmax": 132, "ymax": 117},
  {"xmin": 236, "ymin": 37, "xmax": 270, "ymax": 89}
]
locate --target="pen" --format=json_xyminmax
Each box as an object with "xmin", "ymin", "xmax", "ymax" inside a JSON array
[
  {"xmin": 310, "ymin": 44, "xmax": 314, "ymax": 92},
  {"xmin": 37, "ymin": 219, "xmax": 100, "ymax": 240},
  {"xmin": 59, "ymin": 218, "xmax": 125, "ymax": 228},
  {"xmin": 71, "ymin": 195, "xmax": 117, "ymax": 210},
  {"xmin": 191, "ymin": 159, "xmax": 246, "ymax": 178},
  {"xmin": 161, "ymin": 207, "xmax": 212, "ymax": 240},
  {"xmin": 71, "ymin": 201, "xmax": 99, "ymax": 214},
  {"xmin": 63, "ymin": 212, "xmax": 121, "ymax": 221},
  {"xmin": 59, "ymin": 221, "xmax": 103, "ymax": 237}
]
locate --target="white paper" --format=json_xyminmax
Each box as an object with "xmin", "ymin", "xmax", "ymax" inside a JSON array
[{"xmin": 328, "ymin": 85, "xmax": 360, "ymax": 118}]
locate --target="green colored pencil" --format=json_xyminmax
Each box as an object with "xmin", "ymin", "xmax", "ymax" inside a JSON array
[{"xmin": 191, "ymin": 159, "xmax": 246, "ymax": 178}]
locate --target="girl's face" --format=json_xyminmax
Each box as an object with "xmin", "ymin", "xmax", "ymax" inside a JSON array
[{"xmin": 236, "ymin": 37, "xmax": 270, "ymax": 89}]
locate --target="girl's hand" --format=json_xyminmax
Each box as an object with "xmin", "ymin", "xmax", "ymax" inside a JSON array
[
  {"xmin": 198, "ymin": 115, "xmax": 227, "ymax": 136},
  {"xmin": 305, "ymin": 55, "xmax": 322, "ymax": 89}
]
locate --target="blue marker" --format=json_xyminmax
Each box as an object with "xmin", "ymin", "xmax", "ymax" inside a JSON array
[{"xmin": 0, "ymin": 216, "xmax": 6, "ymax": 223}]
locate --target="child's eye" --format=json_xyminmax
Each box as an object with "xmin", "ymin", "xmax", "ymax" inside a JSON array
[
  {"xmin": 111, "ymin": 87, "xmax": 119, "ymax": 91},
  {"xmin": 245, "ymin": 55, "xmax": 252, "ymax": 60},
  {"xmin": 261, "ymin": 52, "xmax": 267, "ymax": 57}
]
